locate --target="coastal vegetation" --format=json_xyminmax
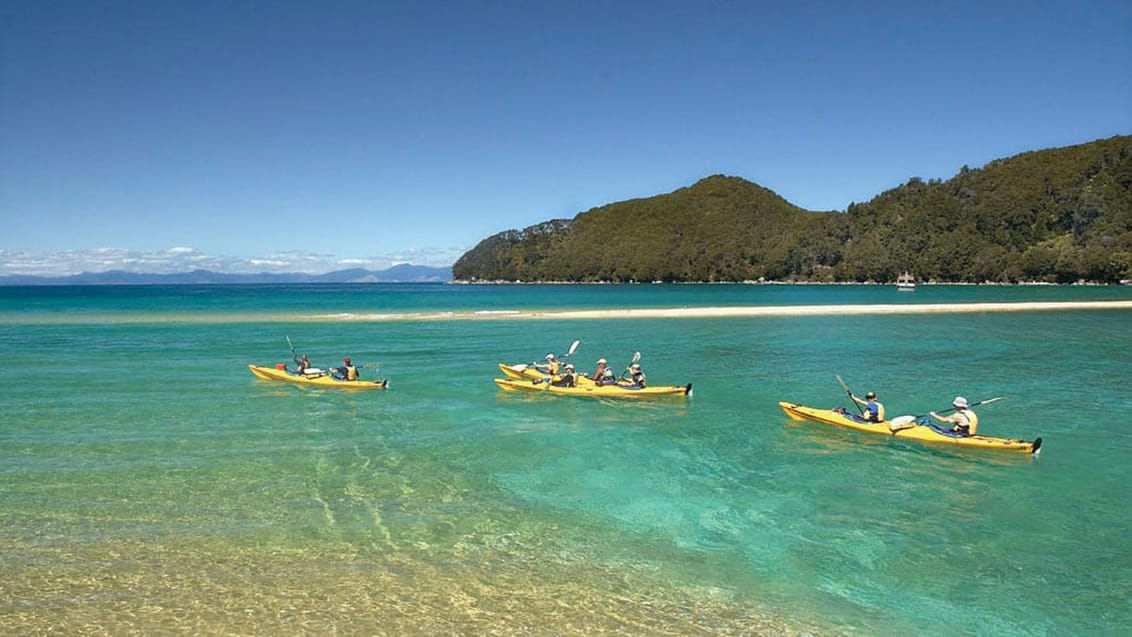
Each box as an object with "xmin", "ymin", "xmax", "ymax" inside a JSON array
[{"xmin": 454, "ymin": 135, "xmax": 1132, "ymax": 284}]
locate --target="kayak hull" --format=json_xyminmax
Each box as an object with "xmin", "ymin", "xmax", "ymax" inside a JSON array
[
  {"xmin": 495, "ymin": 377, "xmax": 692, "ymax": 398},
  {"xmin": 778, "ymin": 401, "xmax": 1041, "ymax": 454},
  {"xmin": 249, "ymin": 364, "xmax": 389, "ymax": 390}
]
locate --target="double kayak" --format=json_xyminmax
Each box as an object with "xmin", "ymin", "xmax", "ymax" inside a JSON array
[
  {"xmin": 497, "ymin": 362, "xmax": 615, "ymax": 387},
  {"xmin": 779, "ymin": 401, "xmax": 1042, "ymax": 454},
  {"xmin": 494, "ymin": 377, "xmax": 692, "ymax": 398},
  {"xmin": 249, "ymin": 364, "xmax": 389, "ymax": 390}
]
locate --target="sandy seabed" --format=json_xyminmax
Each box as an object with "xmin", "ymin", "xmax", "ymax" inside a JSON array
[{"xmin": 0, "ymin": 537, "xmax": 825, "ymax": 636}]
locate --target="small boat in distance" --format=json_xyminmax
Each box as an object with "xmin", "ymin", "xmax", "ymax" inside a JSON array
[{"xmin": 896, "ymin": 272, "xmax": 917, "ymax": 291}]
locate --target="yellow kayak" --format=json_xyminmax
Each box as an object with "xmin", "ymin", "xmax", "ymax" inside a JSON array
[
  {"xmin": 249, "ymin": 364, "xmax": 389, "ymax": 390},
  {"xmin": 778, "ymin": 401, "xmax": 1041, "ymax": 454},
  {"xmin": 497, "ymin": 362, "xmax": 610, "ymax": 387},
  {"xmin": 494, "ymin": 377, "xmax": 692, "ymax": 398}
]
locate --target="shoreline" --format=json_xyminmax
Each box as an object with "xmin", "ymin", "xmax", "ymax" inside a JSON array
[{"xmin": 450, "ymin": 279, "xmax": 1127, "ymax": 286}]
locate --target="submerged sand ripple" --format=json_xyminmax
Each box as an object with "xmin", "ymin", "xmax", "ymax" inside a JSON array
[{"xmin": 0, "ymin": 537, "xmax": 823, "ymax": 636}]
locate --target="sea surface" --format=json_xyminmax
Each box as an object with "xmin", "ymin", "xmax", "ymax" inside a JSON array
[{"xmin": 2, "ymin": 283, "xmax": 1130, "ymax": 636}]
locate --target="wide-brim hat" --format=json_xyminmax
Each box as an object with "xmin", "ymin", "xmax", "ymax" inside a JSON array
[{"xmin": 953, "ymin": 396, "xmax": 969, "ymax": 408}]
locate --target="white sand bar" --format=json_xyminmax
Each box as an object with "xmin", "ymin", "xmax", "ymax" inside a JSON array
[
  {"xmin": 11, "ymin": 301, "xmax": 1131, "ymax": 325},
  {"xmin": 321, "ymin": 300, "xmax": 1132, "ymax": 322},
  {"xmin": 517, "ymin": 300, "xmax": 1132, "ymax": 319}
]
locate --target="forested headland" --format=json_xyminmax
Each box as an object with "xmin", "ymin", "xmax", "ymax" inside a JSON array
[{"xmin": 453, "ymin": 135, "xmax": 1132, "ymax": 284}]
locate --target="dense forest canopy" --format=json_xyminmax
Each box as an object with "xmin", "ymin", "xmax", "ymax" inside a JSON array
[{"xmin": 454, "ymin": 136, "xmax": 1132, "ymax": 284}]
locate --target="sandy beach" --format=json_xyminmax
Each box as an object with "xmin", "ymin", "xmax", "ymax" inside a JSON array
[{"xmin": 522, "ymin": 300, "xmax": 1132, "ymax": 319}]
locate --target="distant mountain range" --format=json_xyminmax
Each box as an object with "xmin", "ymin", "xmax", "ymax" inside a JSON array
[{"xmin": 0, "ymin": 263, "xmax": 453, "ymax": 286}]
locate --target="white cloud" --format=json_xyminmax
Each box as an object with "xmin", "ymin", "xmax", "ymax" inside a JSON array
[{"xmin": 0, "ymin": 247, "xmax": 460, "ymax": 277}]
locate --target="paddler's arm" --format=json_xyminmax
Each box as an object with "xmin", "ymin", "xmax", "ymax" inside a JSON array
[{"xmin": 930, "ymin": 412, "xmax": 964, "ymax": 432}]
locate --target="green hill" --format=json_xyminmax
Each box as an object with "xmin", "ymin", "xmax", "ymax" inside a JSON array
[{"xmin": 454, "ymin": 135, "xmax": 1132, "ymax": 283}]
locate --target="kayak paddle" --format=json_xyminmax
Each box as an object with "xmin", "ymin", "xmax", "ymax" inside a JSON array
[
  {"xmin": 836, "ymin": 374, "xmax": 864, "ymax": 416},
  {"xmin": 920, "ymin": 396, "xmax": 1004, "ymax": 417},
  {"xmin": 286, "ymin": 335, "xmax": 301, "ymax": 366},
  {"xmin": 563, "ymin": 339, "xmax": 580, "ymax": 359},
  {"xmin": 889, "ymin": 396, "xmax": 1005, "ymax": 432},
  {"xmin": 619, "ymin": 351, "xmax": 642, "ymax": 382}
]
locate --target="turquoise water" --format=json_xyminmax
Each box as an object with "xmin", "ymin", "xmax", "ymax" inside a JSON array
[{"xmin": 2, "ymin": 284, "xmax": 1130, "ymax": 635}]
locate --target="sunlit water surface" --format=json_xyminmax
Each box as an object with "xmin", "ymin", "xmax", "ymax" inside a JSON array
[{"xmin": 2, "ymin": 284, "xmax": 1130, "ymax": 635}]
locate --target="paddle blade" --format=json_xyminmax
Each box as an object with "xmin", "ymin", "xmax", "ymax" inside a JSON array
[
  {"xmin": 286, "ymin": 336, "xmax": 299, "ymax": 362},
  {"xmin": 835, "ymin": 374, "xmax": 850, "ymax": 391},
  {"xmin": 567, "ymin": 340, "xmax": 580, "ymax": 357}
]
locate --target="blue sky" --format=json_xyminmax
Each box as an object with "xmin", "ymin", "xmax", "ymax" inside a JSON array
[{"xmin": 2, "ymin": 1, "xmax": 1130, "ymax": 276}]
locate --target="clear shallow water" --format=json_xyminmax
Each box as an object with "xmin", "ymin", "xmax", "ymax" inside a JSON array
[{"xmin": 1, "ymin": 284, "xmax": 1130, "ymax": 635}]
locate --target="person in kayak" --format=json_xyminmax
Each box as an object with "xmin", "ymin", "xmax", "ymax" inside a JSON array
[
  {"xmin": 850, "ymin": 391, "xmax": 885, "ymax": 422},
  {"xmin": 334, "ymin": 357, "xmax": 359, "ymax": 381},
  {"xmin": 551, "ymin": 364, "xmax": 578, "ymax": 387},
  {"xmin": 588, "ymin": 358, "xmax": 616, "ymax": 385},
  {"xmin": 297, "ymin": 354, "xmax": 324, "ymax": 377},
  {"xmin": 930, "ymin": 396, "xmax": 979, "ymax": 436},
  {"xmin": 621, "ymin": 363, "xmax": 647, "ymax": 388},
  {"xmin": 533, "ymin": 353, "xmax": 561, "ymax": 375}
]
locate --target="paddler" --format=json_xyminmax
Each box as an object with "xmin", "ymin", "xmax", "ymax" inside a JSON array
[
  {"xmin": 533, "ymin": 353, "xmax": 561, "ymax": 375},
  {"xmin": 297, "ymin": 355, "xmax": 326, "ymax": 378},
  {"xmin": 930, "ymin": 396, "xmax": 979, "ymax": 436},
  {"xmin": 621, "ymin": 362, "xmax": 647, "ymax": 388},
  {"xmin": 588, "ymin": 358, "xmax": 616, "ymax": 385},
  {"xmin": 850, "ymin": 391, "xmax": 885, "ymax": 423},
  {"xmin": 335, "ymin": 357, "xmax": 359, "ymax": 381},
  {"xmin": 550, "ymin": 363, "xmax": 578, "ymax": 388}
]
